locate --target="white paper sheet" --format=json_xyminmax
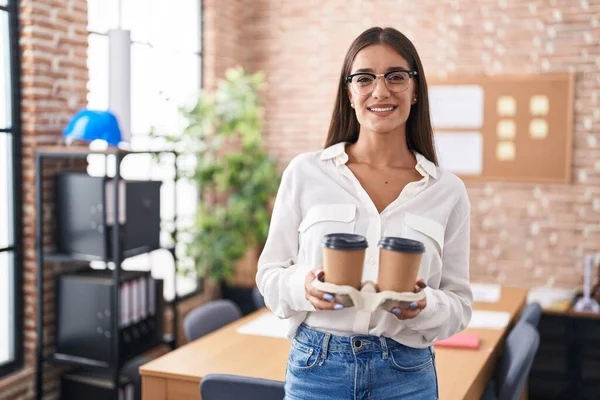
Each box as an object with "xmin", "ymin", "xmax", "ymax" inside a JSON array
[
  {"xmin": 237, "ymin": 312, "xmax": 289, "ymax": 339},
  {"xmin": 434, "ymin": 132, "xmax": 483, "ymax": 175},
  {"xmin": 468, "ymin": 310, "xmax": 511, "ymax": 330},
  {"xmin": 471, "ymin": 283, "xmax": 501, "ymax": 303},
  {"xmin": 429, "ymin": 85, "xmax": 484, "ymax": 129},
  {"xmin": 527, "ymin": 287, "xmax": 576, "ymax": 309}
]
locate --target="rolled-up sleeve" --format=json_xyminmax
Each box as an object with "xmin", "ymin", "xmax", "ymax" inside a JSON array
[
  {"xmin": 402, "ymin": 186, "xmax": 473, "ymax": 342},
  {"xmin": 256, "ymin": 166, "xmax": 315, "ymax": 318}
]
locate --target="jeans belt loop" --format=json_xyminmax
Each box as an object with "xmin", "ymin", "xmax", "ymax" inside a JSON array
[
  {"xmin": 379, "ymin": 336, "xmax": 389, "ymax": 360},
  {"xmin": 321, "ymin": 333, "xmax": 331, "ymax": 361}
]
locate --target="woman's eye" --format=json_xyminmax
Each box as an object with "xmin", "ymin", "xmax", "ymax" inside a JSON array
[
  {"xmin": 387, "ymin": 73, "xmax": 406, "ymax": 81},
  {"xmin": 356, "ymin": 76, "xmax": 374, "ymax": 84}
]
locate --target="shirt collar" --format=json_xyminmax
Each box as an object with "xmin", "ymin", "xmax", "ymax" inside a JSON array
[
  {"xmin": 414, "ymin": 152, "xmax": 438, "ymax": 179},
  {"xmin": 320, "ymin": 141, "xmax": 438, "ymax": 179},
  {"xmin": 320, "ymin": 142, "xmax": 348, "ymax": 165}
]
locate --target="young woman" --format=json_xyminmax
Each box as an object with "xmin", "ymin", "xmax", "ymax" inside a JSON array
[{"xmin": 256, "ymin": 26, "xmax": 472, "ymax": 400}]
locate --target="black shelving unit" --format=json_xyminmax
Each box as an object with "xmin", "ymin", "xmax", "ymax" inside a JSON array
[
  {"xmin": 529, "ymin": 311, "xmax": 600, "ymax": 400},
  {"xmin": 35, "ymin": 146, "xmax": 181, "ymax": 400}
]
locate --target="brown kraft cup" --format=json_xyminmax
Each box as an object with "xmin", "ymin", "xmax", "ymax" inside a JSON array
[
  {"xmin": 377, "ymin": 237, "xmax": 425, "ymax": 293},
  {"xmin": 321, "ymin": 233, "xmax": 369, "ymax": 290}
]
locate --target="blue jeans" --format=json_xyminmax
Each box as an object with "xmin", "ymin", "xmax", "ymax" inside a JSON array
[{"xmin": 284, "ymin": 324, "xmax": 439, "ymax": 400}]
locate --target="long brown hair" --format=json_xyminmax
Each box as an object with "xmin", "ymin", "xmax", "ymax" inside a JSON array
[{"xmin": 325, "ymin": 27, "xmax": 438, "ymax": 165}]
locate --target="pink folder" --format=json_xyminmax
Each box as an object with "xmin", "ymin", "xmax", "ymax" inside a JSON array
[{"xmin": 435, "ymin": 333, "xmax": 480, "ymax": 349}]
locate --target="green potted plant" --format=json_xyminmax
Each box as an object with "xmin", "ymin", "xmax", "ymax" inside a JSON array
[{"xmin": 170, "ymin": 67, "xmax": 281, "ymax": 312}]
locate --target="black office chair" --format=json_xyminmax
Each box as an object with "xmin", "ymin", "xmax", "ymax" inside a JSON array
[
  {"xmin": 200, "ymin": 373, "xmax": 285, "ymax": 400},
  {"xmin": 252, "ymin": 286, "xmax": 266, "ymax": 309},
  {"xmin": 183, "ymin": 299, "xmax": 242, "ymax": 342},
  {"xmin": 121, "ymin": 354, "xmax": 152, "ymax": 400},
  {"xmin": 518, "ymin": 302, "xmax": 542, "ymax": 328},
  {"xmin": 481, "ymin": 321, "xmax": 540, "ymax": 400}
]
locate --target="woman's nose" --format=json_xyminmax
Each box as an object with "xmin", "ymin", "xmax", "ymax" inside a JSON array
[{"xmin": 371, "ymin": 76, "xmax": 391, "ymax": 99}]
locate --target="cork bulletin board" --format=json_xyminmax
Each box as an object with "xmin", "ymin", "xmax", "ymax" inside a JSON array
[{"xmin": 428, "ymin": 73, "xmax": 575, "ymax": 184}]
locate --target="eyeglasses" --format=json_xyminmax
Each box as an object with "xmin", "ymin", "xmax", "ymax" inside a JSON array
[{"xmin": 346, "ymin": 69, "xmax": 418, "ymax": 96}]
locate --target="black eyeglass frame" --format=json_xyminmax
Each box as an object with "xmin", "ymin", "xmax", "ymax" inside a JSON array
[{"xmin": 345, "ymin": 69, "xmax": 418, "ymax": 94}]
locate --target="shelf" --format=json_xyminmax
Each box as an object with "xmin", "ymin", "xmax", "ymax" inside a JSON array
[
  {"xmin": 38, "ymin": 145, "xmax": 129, "ymax": 156},
  {"xmin": 47, "ymin": 335, "xmax": 173, "ymax": 371},
  {"xmin": 45, "ymin": 253, "xmax": 103, "ymax": 263},
  {"xmin": 62, "ymin": 371, "xmax": 132, "ymax": 391},
  {"xmin": 44, "ymin": 245, "xmax": 175, "ymax": 263},
  {"xmin": 47, "ymin": 353, "xmax": 111, "ymax": 369},
  {"xmin": 35, "ymin": 146, "xmax": 181, "ymax": 400},
  {"xmin": 36, "ymin": 146, "xmax": 177, "ymax": 158}
]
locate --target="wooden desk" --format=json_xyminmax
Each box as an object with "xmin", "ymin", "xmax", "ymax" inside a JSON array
[
  {"xmin": 140, "ymin": 287, "xmax": 528, "ymax": 400},
  {"xmin": 543, "ymin": 307, "xmax": 600, "ymax": 320}
]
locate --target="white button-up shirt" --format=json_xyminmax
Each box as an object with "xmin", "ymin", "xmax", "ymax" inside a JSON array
[{"xmin": 256, "ymin": 142, "xmax": 473, "ymax": 348}]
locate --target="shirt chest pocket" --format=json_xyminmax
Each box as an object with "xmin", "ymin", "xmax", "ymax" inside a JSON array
[
  {"xmin": 402, "ymin": 212, "xmax": 445, "ymax": 260},
  {"xmin": 298, "ymin": 204, "xmax": 357, "ymax": 242}
]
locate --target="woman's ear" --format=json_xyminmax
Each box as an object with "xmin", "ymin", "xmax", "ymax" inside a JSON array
[{"xmin": 347, "ymin": 99, "xmax": 355, "ymax": 109}]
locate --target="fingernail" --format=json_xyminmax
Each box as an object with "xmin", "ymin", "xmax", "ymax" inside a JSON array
[
  {"xmin": 409, "ymin": 302, "xmax": 418, "ymax": 310},
  {"xmin": 392, "ymin": 308, "xmax": 401, "ymax": 315},
  {"xmin": 334, "ymin": 304, "xmax": 344, "ymax": 310},
  {"xmin": 323, "ymin": 293, "xmax": 334, "ymax": 302}
]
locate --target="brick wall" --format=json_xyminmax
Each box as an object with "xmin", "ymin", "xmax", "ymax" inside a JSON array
[
  {"xmin": 0, "ymin": 0, "xmax": 90, "ymax": 398},
  {"xmin": 201, "ymin": 0, "xmax": 265, "ymax": 287},
  {"xmin": 0, "ymin": 0, "xmax": 219, "ymax": 398},
  {"xmin": 202, "ymin": 0, "xmax": 251, "ymax": 90},
  {"xmin": 238, "ymin": 0, "xmax": 600, "ymax": 289}
]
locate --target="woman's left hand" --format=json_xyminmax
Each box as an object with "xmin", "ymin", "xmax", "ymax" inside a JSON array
[{"xmin": 389, "ymin": 279, "xmax": 427, "ymax": 320}]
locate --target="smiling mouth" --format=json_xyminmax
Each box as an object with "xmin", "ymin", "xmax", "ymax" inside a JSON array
[{"xmin": 367, "ymin": 105, "xmax": 397, "ymax": 114}]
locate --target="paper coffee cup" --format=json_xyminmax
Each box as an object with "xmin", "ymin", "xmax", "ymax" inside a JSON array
[
  {"xmin": 321, "ymin": 233, "xmax": 368, "ymax": 289},
  {"xmin": 377, "ymin": 237, "xmax": 425, "ymax": 293}
]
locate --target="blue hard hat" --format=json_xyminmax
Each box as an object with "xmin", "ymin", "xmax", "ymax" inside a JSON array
[{"xmin": 63, "ymin": 109, "xmax": 122, "ymax": 147}]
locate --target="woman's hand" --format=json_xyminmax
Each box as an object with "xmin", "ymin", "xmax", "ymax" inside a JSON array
[
  {"xmin": 388, "ymin": 280, "xmax": 427, "ymax": 320},
  {"xmin": 305, "ymin": 267, "xmax": 345, "ymax": 311}
]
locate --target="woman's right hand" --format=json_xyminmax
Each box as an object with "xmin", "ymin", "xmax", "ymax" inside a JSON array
[{"xmin": 305, "ymin": 267, "xmax": 344, "ymax": 310}]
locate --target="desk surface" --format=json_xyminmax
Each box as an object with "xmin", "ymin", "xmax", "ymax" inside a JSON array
[
  {"xmin": 543, "ymin": 307, "xmax": 600, "ymax": 320},
  {"xmin": 140, "ymin": 286, "xmax": 528, "ymax": 400}
]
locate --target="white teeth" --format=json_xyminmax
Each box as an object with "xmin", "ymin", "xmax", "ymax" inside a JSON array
[{"xmin": 369, "ymin": 107, "xmax": 394, "ymax": 112}]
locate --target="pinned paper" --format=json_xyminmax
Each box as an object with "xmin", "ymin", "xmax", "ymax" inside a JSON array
[
  {"xmin": 497, "ymin": 96, "xmax": 516, "ymax": 116},
  {"xmin": 530, "ymin": 119, "xmax": 548, "ymax": 139},
  {"xmin": 496, "ymin": 141, "xmax": 515, "ymax": 161},
  {"xmin": 530, "ymin": 95, "xmax": 549, "ymax": 116},
  {"xmin": 497, "ymin": 120, "xmax": 516, "ymax": 139},
  {"xmin": 435, "ymin": 132, "xmax": 483, "ymax": 175},
  {"xmin": 429, "ymin": 85, "xmax": 484, "ymax": 129}
]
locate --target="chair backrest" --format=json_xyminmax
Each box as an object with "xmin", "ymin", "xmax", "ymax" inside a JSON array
[
  {"xmin": 518, "ymin": 302, "xmax": 542, "ymax": 328},
  {"xmin": 200, "ymin": 373, "xmax": 285, "ymax": 400},
  {"xmin": 183, "ymin": 299, "xmax": 242, "ymax": 342},
  {"xmin": 495, "ymin": 322, "xmax": 540, "ymax": 400},
  {"xmin": 252, "ymin": 286, "xmax": 266, "ymax": 309}
]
